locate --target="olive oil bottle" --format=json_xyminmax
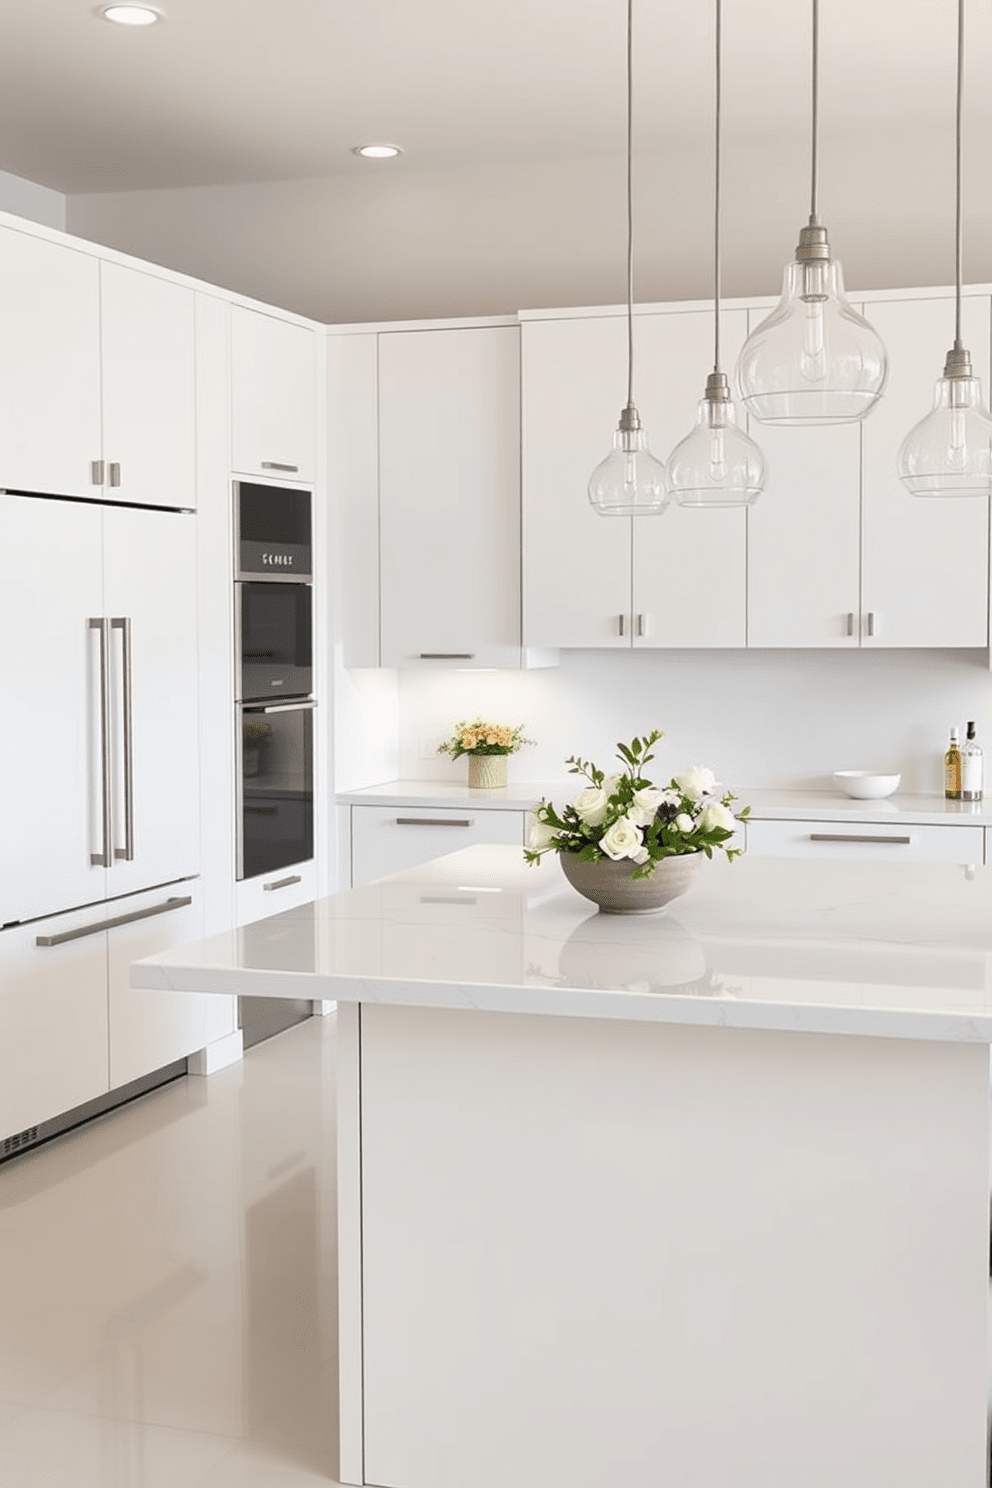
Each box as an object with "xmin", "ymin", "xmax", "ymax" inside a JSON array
[{"xmin": 945, "ymin": 726, "xmax": 962, "ymax": 800}]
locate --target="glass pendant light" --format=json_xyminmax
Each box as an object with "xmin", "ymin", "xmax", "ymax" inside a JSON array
[
  {"xmin": 668, "ymin": 0, "xmax": 765, "ymax": 508},
  {"xmin": 588, "ymin": 0, "xmax": 668, "ymax": 516},
  {"xmin": 899, "ymin": 0, "xmax": 992, "ymax": 497},
  {"xmin": 735, "ymin": 0, "xmax": 887, "ymax": 425}
]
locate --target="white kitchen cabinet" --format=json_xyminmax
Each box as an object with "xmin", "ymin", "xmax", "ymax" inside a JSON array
[
  {"xmin": 351, "ymin": 805, "xmax": 525, "ymax": 888},
  {"xmin": 521, "ymin": 308, "xmax": 747, "ymax": 648},
  {"xmin": 0, "ymin": 229, "xmax": 197, "ymax": 508},
  {"xmin": 330, "ymin": 331, "xmax": 380, "ymax": 670},
  {"xmin": 378, "ymin": 325, "xmax": 522, "ymax": 668},
  {"xmin": 100, "ymin": 262, "xmax": 197, "ymax": 510},
  {"xmin": 860, "ymin": 293, "xmax": 990, "ymax": 648},
  {"xmin": 235, "ymin": 858, "xmax": 320, "ymax": 927},
  {"xmin": 0, "ymin": 494, "xmax": 200, "ymax": 928},
  {"xmin": 745, "ymin": 818, "xmax": 985, "ymax": 864},
  {"xmin": 0, "ymin": 881, "xmax": 230, "ymax": 1142},
  {"xmin": 231, "ymin": 305, "xmax": 318, "ymax": 483}
]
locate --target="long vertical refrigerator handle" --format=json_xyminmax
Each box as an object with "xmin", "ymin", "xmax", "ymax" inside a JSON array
[
  {"xmin": 88, "ymin": 618, "xmax": 112, "ymax": 868},
  {"xmin": 111, "ymin": 617, "xmax": 134, "ymax": 862}
]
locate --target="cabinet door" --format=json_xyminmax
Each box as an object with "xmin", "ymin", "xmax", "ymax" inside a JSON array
[
  {"xmin": 633, "ymin": 309, "xmax": 747, "ymax": 647},
  {"xmin": 331, "ymin": 332, "xmax": 380, "ymax": 668},
  {"xmin": 522, "ymin": 316, "xmax": 632, "ymax": 648},
  {"xmin": 102, "ymin": 507, "xmax": 201, "ymax": 897},
  {"xmin": 0, "ymin": 906, "xmax": 109, "ymax": 1139},
  {"xmin": 747, "ymin": 417, "xmax": 861, "ymax": 648},
  {"xmin": 0, "ymin": 227, "xmax": 101, "ymax": 499},
  {"xmin": 100, "ymin": 263, "xmax": 197, "ymax": 510},
  {"xmin": 107, "ymin": 881, "xmax": 233, "ymax": 1088},
  {"xmin": 861, "ymin": 294, "xmax": 990, "ymax": 647},
  {"xmin": 379, "ymin": 327, "xmax": 521, "ymax": 668},
  {"xmin": 231, "ymin": 306, "xmax": 318, "ymax": 482},
  {"xmin": 0, "ymin": 494, "xmax": 108, "ymax": 926}
]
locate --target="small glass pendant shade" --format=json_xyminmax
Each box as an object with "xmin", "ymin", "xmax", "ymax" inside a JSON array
[
  {"xmin": 588, "ymin": 403, "xmax": 669, "ymax": 516},
  {"xmin": 898, "ymin": 347, "xmax": 992, "ymax": 497},
  {"xmin": 736, "ymin": 226, "xmax": 887, "ymax": 425},
  {"xmin": 668, "ymin": 373, "xmax": 766, "ymax": 508}
]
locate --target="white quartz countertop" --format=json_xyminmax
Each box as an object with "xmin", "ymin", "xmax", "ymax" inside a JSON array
[
  {"xmin": 134, "ymin": 845, "xmax": 992, "ymax": 1044},
  {"xmin": 338, "ymin": 779, "xmax": 992, "ymax": 825}
]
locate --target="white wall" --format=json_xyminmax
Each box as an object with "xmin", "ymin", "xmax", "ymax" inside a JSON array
[
  {"xmin": 66, "ymin": 130, "xmax": 985, "ymax": 325},
  {"xmin": 0, "ymin": 169, "xmax": 65, "ymax": 231},
  {"xmin": 392, "ymin": 649, "xmax": 992, "ymax": 798}
]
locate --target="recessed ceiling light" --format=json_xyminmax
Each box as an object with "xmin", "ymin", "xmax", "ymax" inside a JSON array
[
  {"xmin": 352, "ymin": 144, "xmax": 403, "ymax": 160},
  {"xmin": 99, "ymin": 5, "xmax": 164, "ymax": 25}
]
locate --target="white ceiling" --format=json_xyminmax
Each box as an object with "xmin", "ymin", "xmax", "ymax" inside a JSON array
[{"xmin": 1, "ymin": 0, "xmax": 988, "ymax": 197}]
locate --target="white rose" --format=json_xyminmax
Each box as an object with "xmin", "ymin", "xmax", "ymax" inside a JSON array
[
  {"xmin": 599, "ymin": 815, "xmax": 645, "ymax": 861},
  {"xmin": 528, "ymin": 816, "xmax": 559, "ymax": 851},
  {"xmin": 573, "ymin": 784, "xmax": 612, "ymax": 826},
  {"xmin": 698, "ymin": 801, "xmax": 736, "ymax": 833},
  {"xmin": 674, "ymin": 813, "xmax": 696, "ymax": 834},
  {"xmin": 674, "ymin": 765, "xmax": 719, "ymax": 803},
  {"xmin": 628, "ymin": 786, "xmax": 664, "ymax": 827}
]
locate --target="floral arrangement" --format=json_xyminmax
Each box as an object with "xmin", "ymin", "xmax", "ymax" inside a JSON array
[
  {"xmin": 437, "ymin": 718, "xmax": 532, "ymax": 759},
  {"xmin": 524, "ymin": 728, "xmax": 748, "ymax": 880}
]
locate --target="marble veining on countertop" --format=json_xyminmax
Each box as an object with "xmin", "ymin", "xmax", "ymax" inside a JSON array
[
  {"xmin": 134, "ymin": 844, "xmax": 992, "ymax": 1045},
  {"xmin": 337, "ymin": 779, "xmax": 992, "ymax": 826}
]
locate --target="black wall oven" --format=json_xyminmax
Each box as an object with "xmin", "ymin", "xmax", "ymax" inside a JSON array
[{"xmin": 234, "ymin": 481, "xmax": 316, "ymax": 882}]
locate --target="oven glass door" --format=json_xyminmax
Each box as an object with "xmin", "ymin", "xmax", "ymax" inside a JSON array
[
  {"xmin": 238, "ymin": 701, "xmax": 315, "ymax": 881},
  {"xmin": 238, "ymin": 581, "xmax": 312, "ymax": 702}
]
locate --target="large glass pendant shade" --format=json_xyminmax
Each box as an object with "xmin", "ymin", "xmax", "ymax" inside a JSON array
[
  {"xmin": 898, "ymin": 347, "xmax": 992, "ymax": 497},
  {"xmin": 668, "ymin": 374, "xmax": 765, "ymax": 508},
  {"xmin": 736, "ymin": 224, "xmax": 888, "ymax": 425},
  {"xmin": 588, "ymin": 404, "xmax": 669, "ymax": 516}
]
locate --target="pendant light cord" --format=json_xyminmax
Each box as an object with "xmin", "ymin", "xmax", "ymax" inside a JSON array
[
  {"xmin": 954, "ymin": 0, "xmax": 964, "ymax": 349},
  {"xmin": 625, "ymin": 0, "xmax": 635, "ymax": 408},
  {"xmin": 809, "ymin": 0, "xmax": 819, "ymax": 226},
  {"xmin": 713, "ymin": 0, "xmax": 723, "ymax": 374}
]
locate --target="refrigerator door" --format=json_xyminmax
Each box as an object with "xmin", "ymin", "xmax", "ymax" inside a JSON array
[
  {"xmin": 102, "ymin": 505, "xmax": 201, "ymax": 899},
  {"xmin": 0, "ymin": 494, "xmax": 108, "ymax": 926}
]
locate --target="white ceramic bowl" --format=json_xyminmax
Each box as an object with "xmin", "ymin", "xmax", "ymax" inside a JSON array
[{"xmin": 832, "ymin": 770, "xmax": 901, "ymax": 800}]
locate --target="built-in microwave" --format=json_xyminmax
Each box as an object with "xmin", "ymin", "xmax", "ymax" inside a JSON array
[
  {"xmin": 234, "ymin": 481, "xmax": 313, "ymax": 702},
  {"xmin": 234, "ymin": 480, "xmax": 311, "ymax": 580}
]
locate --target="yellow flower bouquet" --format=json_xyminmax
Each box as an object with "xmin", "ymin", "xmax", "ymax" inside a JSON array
[{"xmin": 437, "ymin": 718, "xmax": 532, "ymax": 759}]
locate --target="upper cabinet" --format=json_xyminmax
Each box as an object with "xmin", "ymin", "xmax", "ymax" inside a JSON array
[
  {"xmin": 334, "ymin": 321, "xmax": 525, "ymax": 670},
  {"xmin": 521, "ymin": 308, "xmax": 748, "ymax": 649},
  {"xmin": 0, "ymin": 227, "xmax": 197, "ymax": 509},
  {"xmin": 231, "ymin": 305, "xmax": 319, "ymax": 483},
  {"xmin": 860, "ymin": 293, "xmax": 990, "ymax": 648}
]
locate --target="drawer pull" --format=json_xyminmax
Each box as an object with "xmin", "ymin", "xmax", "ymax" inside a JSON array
[
  {"xmin": 261, "ymin": 461, "xmax": 299, "ymax": 473},
  {"xmin": 263, "ymin": 874, "xmax": 303, "ymax": 892},
  {"xmin": 36, "ymin": 895, "xmax": 193, "ymax": 947},
  {"xmin": 808, "ymin": 832, "xmax": 912, "ymax": 845},
  {"xmin": 418, "ymin": 653, "xmax": 475, "ymax": 660},
  {"xmin": 395, "ymin": 817, "xmax": 474, "ymax": 828}
]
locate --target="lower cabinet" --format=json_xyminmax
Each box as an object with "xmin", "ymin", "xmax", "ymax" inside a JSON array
[
  {"xmin": 351, "ymin": 806, "xmax": 526, "ymax": 888},
  {"xmin": 235, "ymin": 858, "xmax": 321, "ymax": 927},
  {"xmin": 745, "ymin": 818, "xmax": 985, "ymax": 864},
  {"xmin": 0, "ymin": 880, "xmax": 235, "ymax": 1142}
]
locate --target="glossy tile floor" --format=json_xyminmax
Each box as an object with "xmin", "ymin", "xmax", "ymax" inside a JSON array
[{"xmin": 0, "ymin": 1014, "xmax": 341, "ymax": 1487}]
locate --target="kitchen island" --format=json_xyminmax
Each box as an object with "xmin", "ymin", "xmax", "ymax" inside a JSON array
[{"xmin": 133, "ymin": 845, "xmax": 992, "ymax": 1488}]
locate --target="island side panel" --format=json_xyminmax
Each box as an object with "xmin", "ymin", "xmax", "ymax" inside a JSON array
[
  {"xmin": 357, "ymin": 1004, "xmax": 989, "ymax": 1488},
  {"xmin": 337, "ymin": 1001, "xmax": 364, "ymax": 1485}
]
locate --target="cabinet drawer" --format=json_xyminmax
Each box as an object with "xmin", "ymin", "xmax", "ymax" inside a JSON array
[
  {"xmin": 351, "ymin": 805, "xmax": 525, "ymax": 887},
  {"xmin": 745, "ymin": 818, "xmax": 985, "ymax": 864},
  {"xmin": 236, "ymin": 858, "xmax": 319, "ymax": 926}
]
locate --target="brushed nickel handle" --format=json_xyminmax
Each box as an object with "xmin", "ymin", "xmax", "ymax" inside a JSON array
[
  {"xmin": 636, "ymin": 613, "xmax": 647, "ymax": 638},
  {"xmin": 36, "ymin": 894, "xmax": 192, "ymax": 948},
  {"xmin": 89, "ymin": 617, "xmax": 112, "ymax": 868},
  {"xmin": 866, "ymin": 611, "xmax": 876, "ymax": 637},
  {"xmin": 418, "ymin": 653, "xmax": 475, "ymax": 660},
  {"xmin": 91, "ymin": 459, "xmax": 105, "ymax": 486},
  {"xmin": 246, "ymin": 699, "xmax": 317, "ymax": 715},
  {"xmin": 618, "ymin": 614, "xmax": 627, "ymax": 637},
  {"xmin": 263, "ymin": 874, "xmax": 303, "ymax": 891},
  {"xmin": 395, "ymin": 817, "xmax": 474, "ymax": 827},
  {"xmin": 108, "ymin": 462, "xmax": 121, "ymax": 488},
  {"xmin": 846, "ymin": 612, "xmax": 855, "ymax": 637},
  {"xmin": 111, "ymin": 617, "xmax": 134, "ymax": 863},
  {"xmin": 261, "ymin": 461, "xmax": 299, "ymax": 473},
  {"xmin": 809, "ymin": 832, "xmax": 911, "ymax": 845}
]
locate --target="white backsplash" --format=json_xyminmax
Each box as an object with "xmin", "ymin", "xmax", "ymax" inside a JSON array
[{"xmin": 363, "ymin": 648, "xmax": 992, "ymax": 796}]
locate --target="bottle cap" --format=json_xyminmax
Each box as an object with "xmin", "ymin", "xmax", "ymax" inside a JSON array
[
  {"xmin": 966, "ymin": 721, "xmax": 976, "ymax": 739},
  {"xmin": 950, "ymin": 726, "xmax": 960, "ymax": 741}
]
